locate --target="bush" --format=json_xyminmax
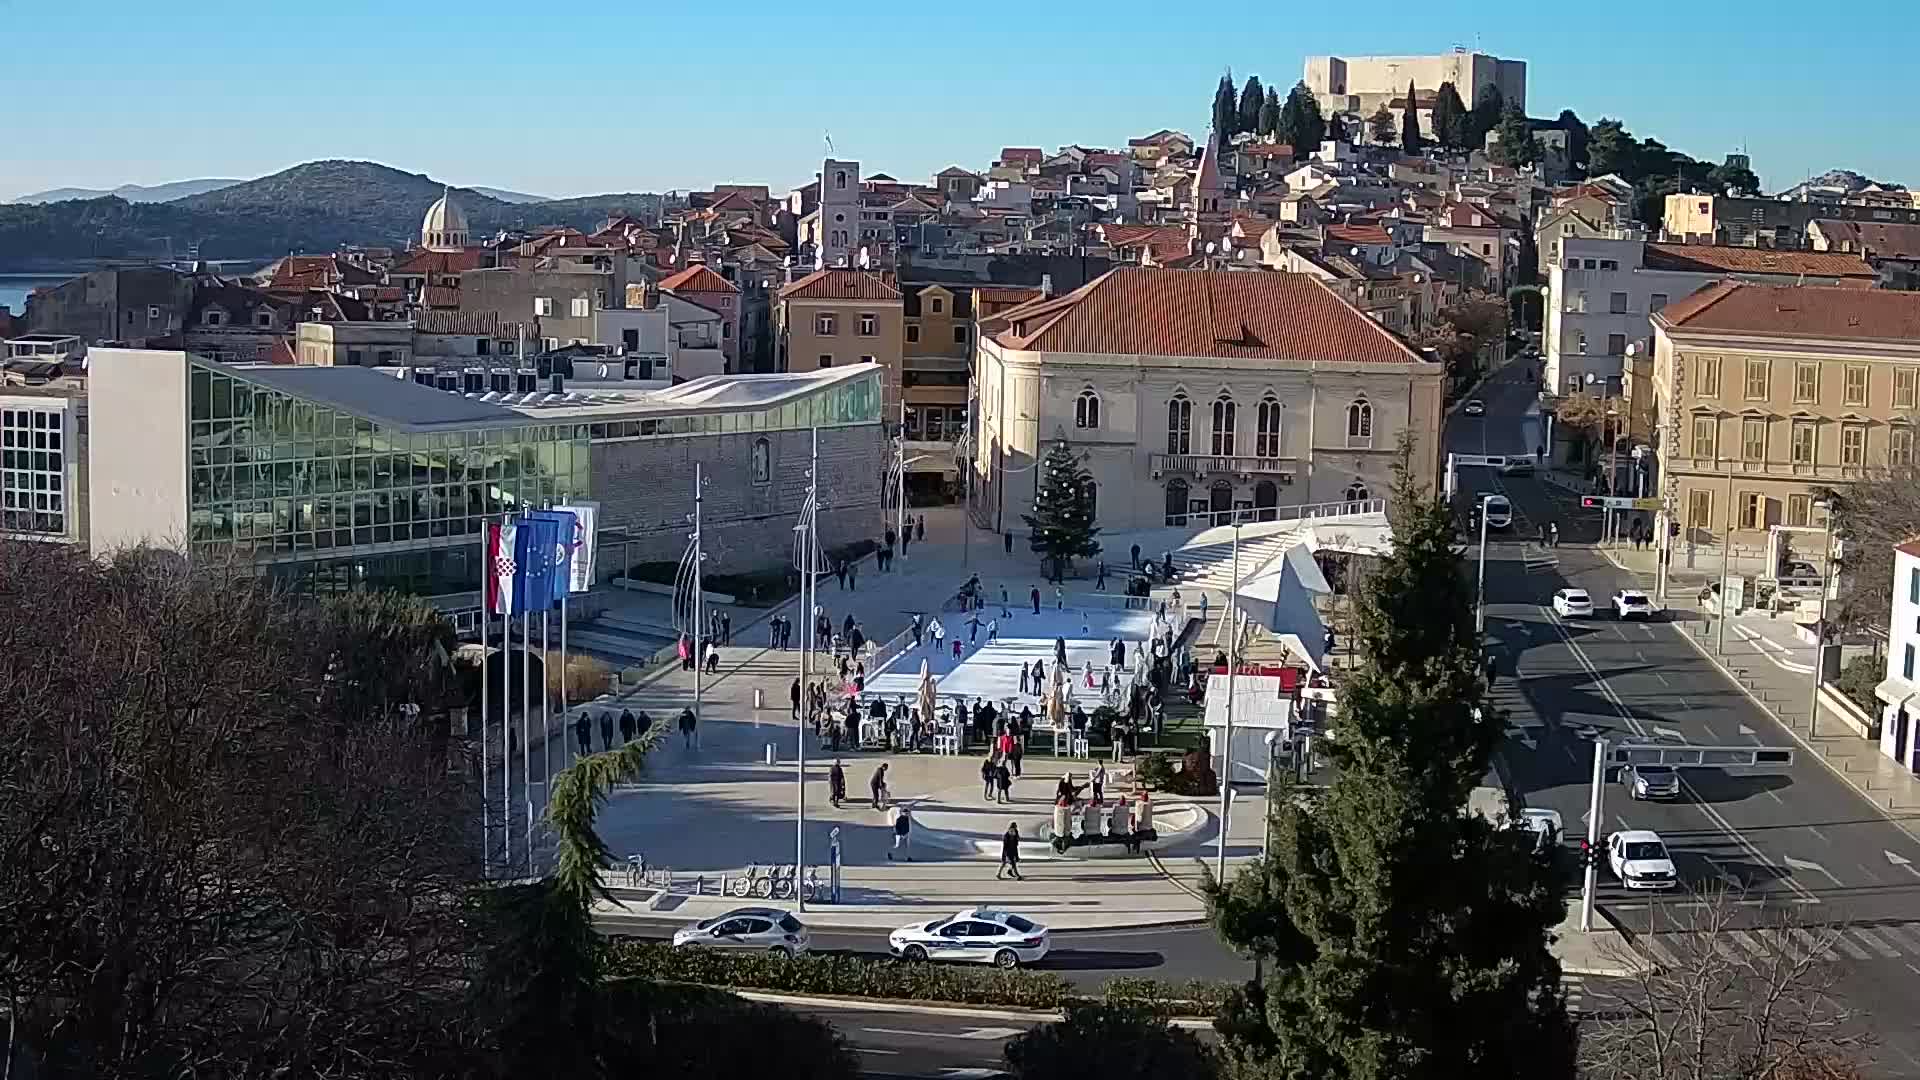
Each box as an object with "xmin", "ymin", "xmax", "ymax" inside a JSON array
[
  {"xmin": 606, "ymin": 941, "xmax": 1073, "ymax": 1010},
  {"xmin": 1834, "ymin": 654, "xmax": 1883, "ymax": 716},
  {"xmin": 1135, "ymin": 751, "xmax": 1177, "ymax": 788},
  {"xmin": 1003, "ymin": 1001, "xmax": 1220, "ymax": 1080},
  {"xmin": 1102, "ymin": 977, "xmax": 1236, "ymax": 1017},
  {"xmin": 603, "ymin": 981, "xmax": 859, "ymax": 1079},
  {"xmin": 1133, "ymin": 749, "xmax": 1218, "ymax": 795}
]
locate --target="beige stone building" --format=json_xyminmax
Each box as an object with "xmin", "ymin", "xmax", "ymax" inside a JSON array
[
  {"xmin": 1651, "ymin": 282, "xmax": 1920, "ymax": 545},
  {"xmin": 974, "ymin": 268, "xmax": 1444, "ymax": 533},
  {"xmin": 774, "ymin": 269, "xmax": 904, "ymax": 412}
]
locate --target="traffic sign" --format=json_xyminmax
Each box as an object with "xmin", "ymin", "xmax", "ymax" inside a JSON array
[{"xmin": 1579, "ymin": 495, "xmax": 1661, "ymax": 511}]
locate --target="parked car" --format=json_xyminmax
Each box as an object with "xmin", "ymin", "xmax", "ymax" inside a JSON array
[
  {"xmin": 1463, "ymin": 399, "xmax": 1486, "ymax": 416},
  {"xmin": 1622, "ymin": 762, "xmax": 1681, "ymax": 801},
  {"xmin": 1513, "ymin": 807, "xmax": 1564, "ymax": 859},
  {"xmin": 1612, "ymin": 589, "xmax": 1655, "ymax": 619},
  {"xmin": 1552, "ymin": 588, "xmax": 1593, "ymax": 617},
  {"xmin": 889, "ymin": 908, "xmax": 1050, "ymax": 968},
  {"xmin": 1500, "ymin": 459, "xmax": 1535, "ymax": 476},
  {"xmin": 672, "ymin": 907, "xmax": 811, "ymax": 957},
  {"xmin": 1607, "ymin": 830, "xmax": 1679, "ymax": 890},
  {"xmin": 1781, "ymin": 560, "xmax": 1822, "ymax": 581}
]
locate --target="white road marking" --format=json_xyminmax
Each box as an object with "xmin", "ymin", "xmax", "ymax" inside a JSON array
[
  {"xmin": 1876, "ymin": 923, "xmax": 1920, "ymax": 954},
  {"xmin": 1805, "ymin": 826, "xmax": 1830, "ymax": 844},
  {"xmin": 1783, "ymin": 855, "xmax": 1844, "ymax": 889},
  {"xmin": 1764, "ymin": 789, "xmax": 1785, "ymax": 804},
  {"xmin": 1727, "ymin": 929, "xmax": 1767, "ymax": 957},
  {"xmin": 1655, "ymin": 726, "xmax": 1685, "ymax": 741},
  {"xmin": 1888, "ymin": 850, "xmax": 1920, "ymax": 878},
  {"xmin": 1831, "ymin": 933, "xmax": 1875, "ymax": 960},
  {"xmin": 1655, "ymin": 672, "xmax": 1671, "ymax": 685},
  {"xmin": 1637, "ymin": 650, "xmax": 1647, "ymax": 662},
  {"xmin": 1787, "ymin": 928, "xmax": 1838, "ymax": 960},
  {"xmin": 854, "ymin": 1048, "xmax": 900, "ymax": 1056},
  {"xmin": 863, "ymin": 1026, "xmax": 1025, "ymax": 1041},
  {"xmin": 1739, "ymin": 723, "xmax": 1757, "ymax": 737},
  {"xmin": 1850, "ymin": 926, "xmax": 1905, "ymax": 959}
]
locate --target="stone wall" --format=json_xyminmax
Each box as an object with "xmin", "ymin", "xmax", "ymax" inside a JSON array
[{"xmin": 591, "ymin": 423, "xmax": 887, "ymax": 575}]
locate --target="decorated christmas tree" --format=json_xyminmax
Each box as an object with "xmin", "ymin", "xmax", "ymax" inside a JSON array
[{"xmin": 1021, "ymin": 439, "xmax": 1102, "ymax": 581}]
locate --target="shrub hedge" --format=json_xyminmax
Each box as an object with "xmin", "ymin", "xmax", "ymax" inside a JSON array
[{"xmin": 604, "ymin": 940, "xmax": 1238, "ymax": 1018}]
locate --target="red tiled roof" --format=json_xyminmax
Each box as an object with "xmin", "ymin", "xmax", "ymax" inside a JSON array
[
  {"xmin": 1897, "ymin": 534, "xmax": 1920, "ymax": 560},
  {"xmin": 658, "ymin": 264, "xmax": 740, "ymax": 294},
  {"xmin": 391, "ymin": 248, "xmax": 484, "ymax": 275},
  {"xmin": 1642, "ymin": 243, "xmax": 1876, "ymax": 280},
  {"xmin": 423, "ymin": 286, "xmax": 461, "ymax": 309},
  {"xmin": 778, "ymin": 269, "xmax": 901, "ymax": 302},
  {"xmin": 1656, "ymin": 281, "xmax": 1920, "ymax": 341},
  {"xmin": 1326, "ymin": 224, "xmax": 1394, "ymax": 247},
  {"xmin": 265, "ymin": 340, "xmax": 297, "ymax": 365},
  {"xmin": 1237, "ymin": 143, "xmax": 1296, "ymax": 159},
  {"xmin": 1100, "ymin": 224, "xmax": 1191, "ymax": 262},
  {"xmin": 985, "ymin": 268, "xmax": 1426, "ymax": 364},
  {"xmin": 1812, "ymin": 219, "xmax": 1920, "ymax": 260},
  {"xmin": 998, "ymin": 147, "xmax": 1043, "ymax": 162}
]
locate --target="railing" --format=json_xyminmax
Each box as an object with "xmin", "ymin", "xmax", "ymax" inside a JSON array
[
  {"xmin": 1166, "ymin": 497, "xmax": 1387, "ymax": 528},
  {"xmin": 1151, "ymin": 453, "xmax": 1297, "ymax": 476}
]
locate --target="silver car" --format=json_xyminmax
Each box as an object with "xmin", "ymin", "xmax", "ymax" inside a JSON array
[
  {"xmin": 1623, "ymin": 762, "xmax": 1680, "ymax": 801},
  {"xmin": 672, "ymin": 907, "xmax": 811, "ymax": 957}
]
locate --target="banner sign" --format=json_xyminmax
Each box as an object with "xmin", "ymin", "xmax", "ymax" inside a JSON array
[{"xmin": 552, "ymin": 502, "xmax": 600, "ymax": 594}]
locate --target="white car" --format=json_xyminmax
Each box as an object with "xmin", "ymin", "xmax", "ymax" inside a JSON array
[
  {"xmin": 1513, "ymin": 807, "xmax": 1563, "ymax": 858},
  {"xmin": 1613, "ymin": 589, "xmax": 1655, "ymax": 620},
  {"xmin": 1552, "ymin": 588, "xmax": 1593, "ymax": 617},
  {"xmin": 1480, "ymin": 495, "xmax": 1513, "ymax": 530},
  {"xmin": 1608, "ymin": 830, "xmax": 1679, "ymax": 890},
  {"xmin": 672, "ymin": 907, "xmax": 811, "ymax": 957},
  {"xmin": 888, "ymin": 908, "xmax": 1050, "ymax": 969}
]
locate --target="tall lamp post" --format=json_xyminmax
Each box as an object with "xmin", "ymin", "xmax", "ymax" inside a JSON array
[
  {"xmin": 1215, "ymin": 519, "xmax": 1242, "ymax": 881},
  {"xmin": 1475, "ymin": 494, "xmax": 1493, "ymax": 634},
  {"xmin": 1807, "ymin": 499, "xmax": 1836, "ymax": 737}
]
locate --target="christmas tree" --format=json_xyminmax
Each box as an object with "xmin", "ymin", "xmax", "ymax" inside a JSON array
[{"xmin": 1022, "ymin": 440, "xmax": 1102, "ymax": 581}]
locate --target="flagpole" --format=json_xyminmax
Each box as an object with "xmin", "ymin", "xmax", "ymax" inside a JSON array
[
  {"xmin": 541, "ymin": 604, "xmax": 551, "ymax": 868},
  {"xmin": 501, "ymin": 529, "xmax": 513, "ymax": 876},
  {"xmin": 479, "ymin": 517, "xmax": 491, "ymax": 880},
  {"xmin": 560, "ymin": 593, "xmax": 569, "ymax": 764},
  {"xmin": 797, "ymin": 426, "xmax": 816, "ymax": 910},
  {"xmin": 521, "ymin": 603, "xmax": 532, "ymax": 878},
  {"xmin": 693, "ymin": 464, "xmax": 704, "ymax": 741}
]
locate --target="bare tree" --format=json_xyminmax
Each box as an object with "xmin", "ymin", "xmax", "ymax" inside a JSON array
[
  {"xmin": 1824, "ymin": 466, "xmax": 1920, "ymax": 634},
  {"xmin": 1581, "ymin": 886, "xmax": 1867, "ymax": 1080}
]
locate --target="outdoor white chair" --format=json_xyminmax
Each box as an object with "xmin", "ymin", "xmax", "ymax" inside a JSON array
[
  {"xmin": 1051, "ymin": 725, "xmax": 1068, "ymax": 756},
  {"xmin": 1071, "ymin": 735, "xmax": 1091, "ymax": 759},
  {"xmin": 933, "ymin": 732, "xmax": 959, "ymax": 755}
]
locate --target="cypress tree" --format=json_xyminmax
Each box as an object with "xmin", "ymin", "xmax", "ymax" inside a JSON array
[
  {"xmin": 1468, "ymin": 83, "xmax": 1505, "ymax": 149},
  {"xmin": 1238, "ymin": 75, "xmax": 1265, "ymax": 139},
  {"xmin": 1431, "ymin": 82, "xmax": 1467, "ymax": 150},
  {"xmin": 1492, "ymin": 103, "xmax": 1540, "ymax": 168},
  {"xmin": 1214, "ymin": 73, "xmax": 1239, "ymax": 139},
  {"xmin": 1327, "ymin": 111, "xmax": 1348, "ymax": 144},
  {"xmin": 1021, "ymin": 439, "xmax": 1102, "ymax": 581},
  {"xmin": 1208, "ymin": 447, "xmax": 1576, "ymax": 1080},
  {"xmin": 1259, "ymin": 87, "xmax": 1281, "ymax": 138},
  {"xmin": 1400, "ymin": 80, "xmax": 1423, "ymax": 153}
]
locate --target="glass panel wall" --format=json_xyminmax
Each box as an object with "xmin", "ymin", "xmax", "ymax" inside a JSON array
[
  {"xmin": 187, "ymin": 361, "xmax": 589, "ymax": 558},
  {"xmin": 586, "ymin": 369, "xmax": 883, "ymax": 443}
]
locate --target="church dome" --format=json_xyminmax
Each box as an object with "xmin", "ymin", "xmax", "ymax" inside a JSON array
[{"xmin": 421, "ymin": 189, "xmax": 470, "ymax": 251}]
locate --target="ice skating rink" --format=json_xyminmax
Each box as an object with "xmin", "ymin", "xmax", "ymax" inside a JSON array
[{"xmin": 862, "ymin": 604, "xmax": 1166, "ymax": 712}]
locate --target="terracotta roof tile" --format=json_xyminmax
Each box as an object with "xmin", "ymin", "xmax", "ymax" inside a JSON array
[
  {"xmin": 1811, "ymin": 219, "xmax": 1920, "ymax": 260},
  {"xmin": 1642, "ymin": 243, "xmax": 1876, "ymax": 280},
  {"xmin": 1656, "ymin": 281, "xmax": 1920, "ymax": 342},
  {"xmin": 391, "ymin": 248, "xmax": 484, "ymax": 276},
  {"xmin": 1326, "ymin": 224, "xmax": 1394, "ymax": 247},
  {"xmin": 999, "ymin": 147, "xmax": 1043, "ymax": 162},
  {"xmin": 985, "ymin": 268, "xmax": 1426, "ymax": 365},
  {"xmin": 658, "ymin": 264, "xmax": 740, "ymax": 294},
  {"xmin": 778, "ymin": 269, "xmax": 901, "ymax": 302}
]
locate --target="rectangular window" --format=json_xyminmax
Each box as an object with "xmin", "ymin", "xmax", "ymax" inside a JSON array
[
  {"xmin": 1905, "ymin": 643, "xmax": 1915, "ymax": 681},
  {"xmin": 570, "ymin": 297, "xmax": 590, "ymax": 318},
  {"xmin": 1608, "ymin": 333, "xmax": 1627, "ymax": 355},
  {"xmin": 1738, "ymin": 492, "xmax": 1762, "ymax": 530},
  {"xmin": 534, "ymin": 297, "xmax": 553, "ymax": 316},
  {"xmin": 1688, "ymin": 489, "xmax": 1713, "ymax": 530},
  {"xmin": 1600, "ymin": 260, "xmax": 1619, "ymax": 272},
  {"xmin": 1897, "ymin": 368, "xmax": 1918, "ymax": 409},
  {"xmin": 1786, "ymin": 494, "xmax": 1811, "ymax": 527},
  {"xmin": 860, "ymin": 355, "xmax": 875, "ymax": 365},
  {"xmin": 1842, "ymin": 424, "xmax": 1866, "ymax": 466},
  {"xmin": 1744, "ymin": 358, "xmax": 1770, "ymax": 400},
  {"xmin": 818, "ymin": 354, "xmax": 833, "ymax": 368},
  {"xmin": 1794, "ymin": 362, "xmax": 1819, "ymax": 404},
  {"xmin": 906, "ymin": 325, "xmax": 919, "ymax": 343},
  {"xmin": 1697, "ymin": 356, "xmax": 1721, "ymax": 397},
  {"xmin": 1742, "ymin": 418, "xmax": 1767, "ymax": 461},
  {"xmin": 858, "ymin": 313, "xmax": 876, "ymax": 336},
  {"xmin": 1650, "ymin": 293, "xmax": 1669, "ymax": 312},
  {"xmin": 1691, "ymin": 416, "xmax": 1718, "ymax": 459},
  {"xmin": 1844, "ymin": 364, "xmax": 1869, "ymax": 407},
  {"xmin": 1911, "ymin": 567, "xmax": 1919, "ymax": 605},
  {"xmin": 1791, "ymin": 422, "xmax": 1816, "ymax": 464},
  {"xmin": 1609, "ymin": 291, "xmax": 1629, "ymax": 314},
  {"xmin": 1894, "ymin": 427, "xmax": 1914, "ymax": 465},
  {"xmin": 815, "ymin": 314, "xmax": 836, "ymax": 335},
  {"xmin": 954, "ymin": 325, "xmax": 969, "ymax": 345}
]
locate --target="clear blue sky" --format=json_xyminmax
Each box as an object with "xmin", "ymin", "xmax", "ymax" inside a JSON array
[{"xmin": 2, "ymin": 0, "xmax": 1911, "ymax": 201}]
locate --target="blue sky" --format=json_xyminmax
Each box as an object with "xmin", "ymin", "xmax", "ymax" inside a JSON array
[{"xmin": 2, "ymin": 0, "xmax": 1912, "ymax": 201}]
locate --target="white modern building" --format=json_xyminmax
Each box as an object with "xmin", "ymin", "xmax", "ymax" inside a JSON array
[
  {"xmin": 1878, "ymin": 538, "xmax": 1920, "ymax": 774},
  {"xmin": 973, "ymin": 268, "xmax": 1444, "ymax": 533}
]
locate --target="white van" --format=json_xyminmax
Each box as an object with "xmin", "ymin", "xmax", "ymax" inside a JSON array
[{"xmin": 1480, "ymin": 495, "xmax": 1513, "ymax": 530}]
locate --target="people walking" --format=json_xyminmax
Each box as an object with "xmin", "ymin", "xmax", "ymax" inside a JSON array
[
  {"xmin": 1090, "ymin": 759, "xmax": 1106, "ymax": 803},
  {"xmin": 1549, "ymin": 522, "xmax": 1559, "ymax": 547},
  {"xmin": 678, "ymin": 633, "xmax": 693, "ymax": 671},
  {"xmin": 1131, "ymin": 542, "xmax": 1141, "ymax": 569},
  {"xmin": 968, "ymin": 613, "xmax": 981, "ymax": 643},
  {"xmin": 1054, "ymin": 584, "xmax": 1064, "ymax": 610},
  {"xmin": 995, "ymin": 759, "xmax": 1013, "ymax": 803},
  {"xmin": 998, "ymin": 822, "xmax": 1024, "ymax": 880},
  {"xmin": 618, "ymin": 708, "xmax": 637, "ymax": 744},
  {"xmin": 1095, "ymin": 562, "xmax": 1107, "ymax": 591},
  {"xmin": 910, "ymin": 613, "xmax": 924, "ymax": 648},
  {"xmin": 1055, "ymin": 636, "xmax": 1068, "ymax": 666},
  {"xmin": 704, "ymin": 640, "xmax": 720, "ymax": 674},
  {"xmin": 599, "ymin": 710, "xmax": 616, "ymax": 752},
  {"xmin": 985, "ymin": 617, "xmax": 999, "ymax": 644},
  {"xmin": 791, "ymin": 676, "xmax": 802, "ymax": 718},
  {"xmin": 1018, "ymin": 661, "xmax": 1031, "ymax": 696},
  {"xmin": 574, "ymin": 711, "xmax": 592, "ymax": 756},
  {"xmin": 1484, "ymin": 654, "xmax": 1499, "ymax": 688},
  {"xmin": 829, "ymin": 759, "xmax": 846, "ymax": 808},
  {"xmin": 1004, "ymin": 531, "xmax": 1014, "ymax": 554},
  {"xmin": 678, "ymin": 706, "xmax": 698, "ymax": 748},
  {"xmin": 982, "ymin": 754, "xmax": 999, "ymax": 799},
  {"xmin": 870, "ymin": 762, "xmax": 890, "ymax": 810},
  {"xmin": 1030, "ymin": 586, "xmax": 1042, "ymax": 614},
  {"xmin": 888, "ymin": 803, "xmax": 913, "ymax": 861},
  {"xmin": 916, "ymin": 515, "xmax": 925, "ymax": 542},
  {"xmin": 1008, "ymin": 734, "xmax": 1024, "ymax": 778}
]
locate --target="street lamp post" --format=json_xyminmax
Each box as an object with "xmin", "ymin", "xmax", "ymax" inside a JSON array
[
  {"xmin": 1215, "ymin": 520, "xmax": 1242, "ymax": 881},
  {"xmin": 1475, "ymin": 494, "xmax": 1493, "ymax": 634},
  {"xmin": 1807, "ymin": 500, "xmax": 1836, "ymax": 737}
]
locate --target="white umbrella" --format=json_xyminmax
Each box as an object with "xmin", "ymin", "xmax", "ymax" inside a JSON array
[{"xmin": 917, "ymin": 657, "xmax": 937, "ymax": 727}]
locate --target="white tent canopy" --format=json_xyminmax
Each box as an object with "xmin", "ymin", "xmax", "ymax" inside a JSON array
[{"xmin": 1234, "ymin": 543, "xmax": 1331, "ymax": 671}]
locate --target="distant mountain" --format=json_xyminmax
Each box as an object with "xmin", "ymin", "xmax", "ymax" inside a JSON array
[
  {"xmin": 470, "ymin": 186, "xmax": 550, "ymax": 204},
  {"xmin": 9, "ymin": 179, "xmax": 243, "ymax": 205},
  {"xmin": 0, "ymin": 160, "xmax": 663, "ymax": 265},
  {"xmin": 1774, "ymin": 169, "xmax": 1908, "ymax": 200}
]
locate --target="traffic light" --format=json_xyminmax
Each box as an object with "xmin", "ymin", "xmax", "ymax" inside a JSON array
[
  {"xmin": 1580, "ymin": 496, "xmax": 1604, "ymax": 509},
  {"xmin": 1579, "ymin": 839, "xmax": 1594, "ymax": 868}
]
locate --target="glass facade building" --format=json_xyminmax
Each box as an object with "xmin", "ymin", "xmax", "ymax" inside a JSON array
[
  {"xmin": 186, "ymin": 359, "xmax": 588, "ymax": 595},
  {"xmin": 1, "ymin": 404, "xmax": 69, "ymax": 537},
  {"xmin": 579, "ymin": 372, "xmax": 881, "ymax": 443}
]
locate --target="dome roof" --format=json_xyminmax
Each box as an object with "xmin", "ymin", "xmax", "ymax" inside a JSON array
[{"xmin": 421, "ymin": 189, "xmax": 469, "ymax": 249}]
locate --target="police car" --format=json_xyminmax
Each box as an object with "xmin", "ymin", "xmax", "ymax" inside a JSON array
[{"xmin": 888, "ymin": 908, "xmax": 1050, "ymax": 968}]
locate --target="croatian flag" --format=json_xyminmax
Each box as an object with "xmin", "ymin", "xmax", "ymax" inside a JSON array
[{"xmin": 486, "ymin": 520, "xmax": 518, "ymax": 616}]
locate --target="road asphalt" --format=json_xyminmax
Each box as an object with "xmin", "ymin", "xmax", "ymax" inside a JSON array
[{"xmin": 1454, "ymin": 361, "xmax": 1920, "ymax": 1077}]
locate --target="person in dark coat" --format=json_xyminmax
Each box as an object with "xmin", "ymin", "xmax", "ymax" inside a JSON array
[
  {"xmin": 790, "ymin": 677, "xmax": 802, "ymax": 718},
  {"xmin": 994, "ymin": 760, "xmax": 1013, "ymax": 803},
  {"xmin": 573, "ymin": 712, "xmax": 592, "ymax": 756},
  {"xmin": 981, "ymin": 755, "xmax": 998, "ymax": 800},
  {"xmin": 828, "ymin": 759, "xmax": 847, "ymax": 808},
  {"xmin": 1004, "ymin": 531, "xmax": 1014, "ymax": 554},
  {"xmin": 998, "ymin": 823, "xmax": 1024, "ymax": 880},
  {"xmin": 618, "ymin": 708, "xmax": 637, "ymax": 743},
  {"xmin": 599, "ymin": 710, "xmax": 616, "ymax": 752},
  {"xmin": 1008, "ymin": 734, "xmax": 1024, "ymax": 778},
  {"xmin": 635, "ymin": 708, "xmax": 652, "ymax": 737},
  {"xmin": 678, "ymin": 706, "xmax": 698, "ymax": 749},
  {"xmin": 1030, "ymin": 586, "xmax": 1041, "ymax": 614}
]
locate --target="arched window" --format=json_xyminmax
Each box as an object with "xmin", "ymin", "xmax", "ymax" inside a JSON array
[
  {"xmin": 835, "ymin": 170, "xmax": 848, "ymax": 190},
  {"xmin": 1164, "ymin": 479, "xmax": 1190, "ymax": 526},
  {"xmin": 1345, "ymin": 481, "xmax": 1370, "ymax": 504},
  {"xmin": 1256, "ymin": 395, "xmax": 1282, "ymax": 457},
  {"xmin": 750, "ymin": 437, "xmax": 772, "ymax": 485},
  {"xmin": 1254, "ymin": 480, "xmax": 1278, "ymax": 521},
  {"xmin": 1346, "ymin": 397, "xmax": 1373, "ymax": 447},
  {"xmin": 1075, "ymin": 390, "xmax": 1101, "ymax": 429},
  {"xmin": 1211, "ymin": 395, "xmax": 1237, "ymax": 455},
  {"xmin": 1209, "ymin": 479, "xmax": 1233, "ymax": 525},
  {"xmin": 1166, "ymin": 395, "xmax": 1191, "ymax": 455}
]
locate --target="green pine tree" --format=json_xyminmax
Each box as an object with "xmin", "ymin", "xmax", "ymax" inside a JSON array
[
  {"xmin": 1492, "ymin": 103, "xmax": 1540, "ymax": 168},
  {"xmin": 1208, "ymin": 445, "xmax": 1576, "ymax": 1080},
  {"xmin": 1021, "ymin": 440, "xmax": 1102, "ymax": 581},
  {"xmin": 1214, "ymin": 73, "xmax": 1239, "ymax": 139},
  {"xmin": 1468, "ymin": 83, "xmax": 1505, "ymax": 149},
  {"xmin": 1259, "ymin": 87, "xmax": 1281, "ymax": 138},
  {"xmin": 1366, "ymin": 106, "xmax": 1397, "ymax": 147},
  {"xmin": 1290, "ymin": 82, "xmax": 1326, "ymax": 155},
  {"xmin": 1238, "ymin": 75, "xmax": 1265, "ymax": 140},
  {"xmin": 1400, "ymin": 80, "xmax": 1423, "ymax": 153},
  {"xmin": 1431, "ymin": 82, "xmax": 1467, "ymax": 150},
  {"xmin": 1327, "ymin": 111, "xmax": 1348, "ymax": 144}
]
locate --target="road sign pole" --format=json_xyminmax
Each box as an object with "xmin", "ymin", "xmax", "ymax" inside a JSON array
[{"xmin": 1581, "ymin": 736, "xmax": 1606, "ymax": 933}]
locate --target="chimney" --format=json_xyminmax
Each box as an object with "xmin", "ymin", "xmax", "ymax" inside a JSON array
[
  {"xmin": 550, "ymin": 371, "xmax": 565, "ymax": 394},
  {"xmin": 1040, "ymin": 274, "xmax": 1054, "ymax": 298}
]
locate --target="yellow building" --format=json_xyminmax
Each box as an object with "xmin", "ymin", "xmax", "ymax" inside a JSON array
[
  {"xmin": 1651, "ymin": 282, "xmax": 1920, "ymax": 545},
  {"xmin": 774, "ymin": 269, "xmax": 903, "ymax": 413}
]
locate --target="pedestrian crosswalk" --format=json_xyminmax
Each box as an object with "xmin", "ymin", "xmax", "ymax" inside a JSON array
[
  {"xmin": 1522, "ymin": 543, "xmax": 1559, "ymax": 574},
  {"xmin": 1638, "ymin": 920, "xmax": 1920, "ymax": 968},
  {"xmin": 1562, "ymin": 975, "xmax": 1591, "ymax": 1014}
]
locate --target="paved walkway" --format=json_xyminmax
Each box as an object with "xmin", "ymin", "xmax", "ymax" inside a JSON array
[{"xmin": 1596, "ymin": 542, "xmax": 1920, "ymax": 839}]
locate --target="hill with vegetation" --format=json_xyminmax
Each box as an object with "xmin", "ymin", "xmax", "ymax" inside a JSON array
[{"xmin": 0, "ymin": 160, "xmax": 661, "ymax": 265}]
